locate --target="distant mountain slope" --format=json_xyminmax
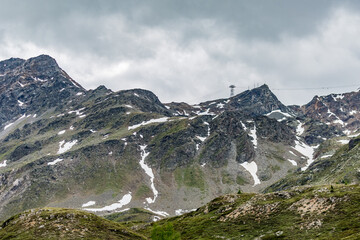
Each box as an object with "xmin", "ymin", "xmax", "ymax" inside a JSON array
[
  {"xmin": 266, "ymin": 135, "xmax": 360, "ymax": 192},
  {"xmin": 301, "ymin": 91, "xmax": 360, "ymax": 134},
  {"xmin": 0, "ymin": 54, "xmax": 359, "ymax": 224}
]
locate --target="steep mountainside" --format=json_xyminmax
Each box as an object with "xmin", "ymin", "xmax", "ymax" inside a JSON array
[{"xmin": 0, "ymin": 54, "xmax": 359, "ymax": 223}]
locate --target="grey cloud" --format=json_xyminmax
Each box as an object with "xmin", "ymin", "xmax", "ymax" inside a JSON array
[{"xmin": 1, "ymin": 1, "xmax": 360, "ymax": 105}]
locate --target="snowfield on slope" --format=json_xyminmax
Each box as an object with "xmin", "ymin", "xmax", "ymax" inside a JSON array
[
  {"xmin": 128, "ymin": 117, "xmax": 169, "ymax": 130},
  {"xmin": 139, "ymin": 145, "xmax": 159, "ymax": 204},
  {"xmin": 0, "ymin": 160, "xmax": 7, "ymax": 168},
  {"xmin": 240, "ymin": 161, "xmax": 261, "ymax": 186},
  {"xmin": 57, "ymin": 140, "xmax": 78, "ymax": 154},
  {"xmin": 84, "ymin": 192, "xmax": 132, "ymax": 212},
  {"xmin": 47, "ymin": 158, "xmax": 63, "ymax": 166}
]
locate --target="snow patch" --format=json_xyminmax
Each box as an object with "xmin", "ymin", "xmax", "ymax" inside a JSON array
[
  {"xmin": 57, "ymin": 140, "xmax": 78, "ymax": 154},
  {"xmin": 196, "ymin": 136, "xmax": 207, "ymax": 142},
  {"xmin": 337, "ymin": 139, "xmax": 350, "ymax": 144},
  {"xmin": 287, "ymin": 159, "xmax": 297, "ymax": 166},
  {"xmin": 144, "ymin": 207, "xmax": 169, "ymax": 217},
  {"xmin": 333, "ymin": 119, "xmax": 345, "ymax": 125},
  {"xmin": 0, "ymin": 160, "xmax": 7, "ymax": 168},
  {"xmin": 17, "ymin": 100, "xmax": 24, "ymax": 106},
  {"xmin": 82, "ymin": 201, "xmax": 96, "ymax": 207},
  {"xmin": 76, "ymin": 92, "xmax": 84, "ymax": 96},
  {"xmin": 68, "ymin": 108, "xmax": 86, "ymax": 116},
  {"xmin": 128, "ymin": 117, "xmax": 169, "ymax": 130},
  {"xmin": 296, "ymin": 121, "xmax": 305, "ymax": 136},
  {"xmin": 293, "ymin": 140, "xmax": 317, "ymax": 171},
  {"xmin": 125, "ymin": 105, "xmax": 133, "ymax": 108},
  {"xmin": 350, "ymin": 110, "xmax": 357, "ymax": 115},
  {"xmin": 249, "ymin": 123, "xmax": 257, "ymax": 148},
  {"xmin": 4, "ymin": 122, "xmax": 14, "ymax": 130},
  {"xmin": 266, "ymin": 109, "xmax": 292, "ymax": 118},
  {"xmin": 217, "ymin": 103, "xmax": 225, "ymax": 108},
  {"xmin": 240, "ymin": 161, "xmax": 260, "ymax": 186},
  {"xmin": 32, "ymin": 77, "xmax": 47, "ymax": 82},
  {"xmin": 175, "ymin": 209, "xmax": 195, "ymax": 216},
  {"xmin": 197, "ymin": 108, "xmax": 216, "ymax": 116},
  {"xmin": 289, "ymin": 151, "xmax": 296, "ymax": 156},
  {"xmin": 47, "ymin": 158, "xmax": 63, "ymax": 166},
  {"xmin": 58, "ymin": 130, "xmax": 66, "ymax": 135},
  {"xmin": 321, "ymin": 154, "xmax": 333, "ymax": 159},
  {"xmin": 240, "ymin": 121, "xmax": 247, "ymax": 131},
  {"xmin": 335, "ymin": 94, "xmax": 344, "ymax": 100},
  {"xmin": 84, "ymin": 192, "xmax": 132, "ymax": 212},
  {"xmin": 139, "ymin": 145, "xmax": 158, "ymax": 204}
]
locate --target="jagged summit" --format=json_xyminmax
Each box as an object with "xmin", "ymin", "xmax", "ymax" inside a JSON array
[
  {"xmin": 0, "ymin": 54, "xmax": 86, "ymax": 126},
  {"xmin": 184, "ymin": 84, "xmax": 292, "ymax": 118},
  {"xmin": 229, "ymin": 84, "xmax": 289, "ymax": 115},
  {"xmin": 301, "ymin": 90, "xmax": 360, "ymax": 133}
]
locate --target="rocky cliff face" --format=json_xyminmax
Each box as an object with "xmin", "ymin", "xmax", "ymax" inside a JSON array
[{"xmin": 0, "ymin": 55, "xmax": 358, "ymax": 222}]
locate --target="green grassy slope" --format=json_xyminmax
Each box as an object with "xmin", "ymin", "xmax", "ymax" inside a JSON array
[
  {"xmin": 140, "ymin": 184, "xmax": 360, "ymax": 240},
  {"xmin": 0, "ymin": 208, "xmax": 147, "ymax": 240}
]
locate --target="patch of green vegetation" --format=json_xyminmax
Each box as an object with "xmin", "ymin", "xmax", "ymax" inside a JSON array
[
  {"xmin": 271, "ymin": 165, "xmax": 281, "ymax": 172},
  {"xmin": 272, "ymin": 153, "xmax": 286, "ymax": 163},
  {"xmin": 174, "ymin": 165, "xmax": 206, "ymax": 191},
  {"xmin": 151, "ymin": 222, "xmax": 181, "ymax": 240},
  {"xmin": 236, "ymin": 175, "xmax": 249, "ymax": 185},
  {"xmin": 135, "ymin": 184, "xmax": 152, "ymax": 198},
  {"xmin": 221, "ymin": 171, "xmax": 234, "ymax": 184},
  {"xmin": 105, "ymin": 208, "xmax": 159, "ymax": 223}
]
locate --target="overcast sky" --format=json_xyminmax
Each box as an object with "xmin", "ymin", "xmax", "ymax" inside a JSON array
[{"xmin": 1, "ymin": 0, "xmax": 360, "ymax": 105}]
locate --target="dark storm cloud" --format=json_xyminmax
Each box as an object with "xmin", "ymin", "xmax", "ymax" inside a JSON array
[{"xmin": 1, "ymin": 0, "xmax": 360, "ymax": 105}]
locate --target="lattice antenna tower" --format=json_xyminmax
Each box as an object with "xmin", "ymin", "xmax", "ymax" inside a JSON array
[{"xmin": 229, "ymin": 85, "xmax": 236, "ymax": 97}]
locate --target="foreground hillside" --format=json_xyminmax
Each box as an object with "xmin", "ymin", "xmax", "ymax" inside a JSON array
[
  {"xmin": 2, "ymin": 185, "xmax": 359, "ymax": 239},
  {"xmin": 0, "ymin": 208, "xmax": 146, "ymax": 240},
  {"xmin": 141, "ymin": 184, "xmax": 360, "ymax": 240}
]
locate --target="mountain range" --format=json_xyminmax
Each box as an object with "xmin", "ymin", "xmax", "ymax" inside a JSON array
[{"xmin": 0, "ymin": 55, "xmax": 359, "ymax": 239}]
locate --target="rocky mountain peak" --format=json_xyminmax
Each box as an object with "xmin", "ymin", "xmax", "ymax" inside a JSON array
[
  {"xmin": 228, "ymin": 84, "xmax": 290, "ymax": 116},
  {"xmin": 23, "ymin": 55, "xmax": 59, "ymax": 73},
  {"xmin": 301, "ymin": 90, "xmax": 360, "ymax": 134},
  {"xmin": 0, "ymin": 58, "xmax": 25, "ymax": 73},
  {"xmin": 0, "ymin": 55, "xmax": 86, "ymax": 127}
]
